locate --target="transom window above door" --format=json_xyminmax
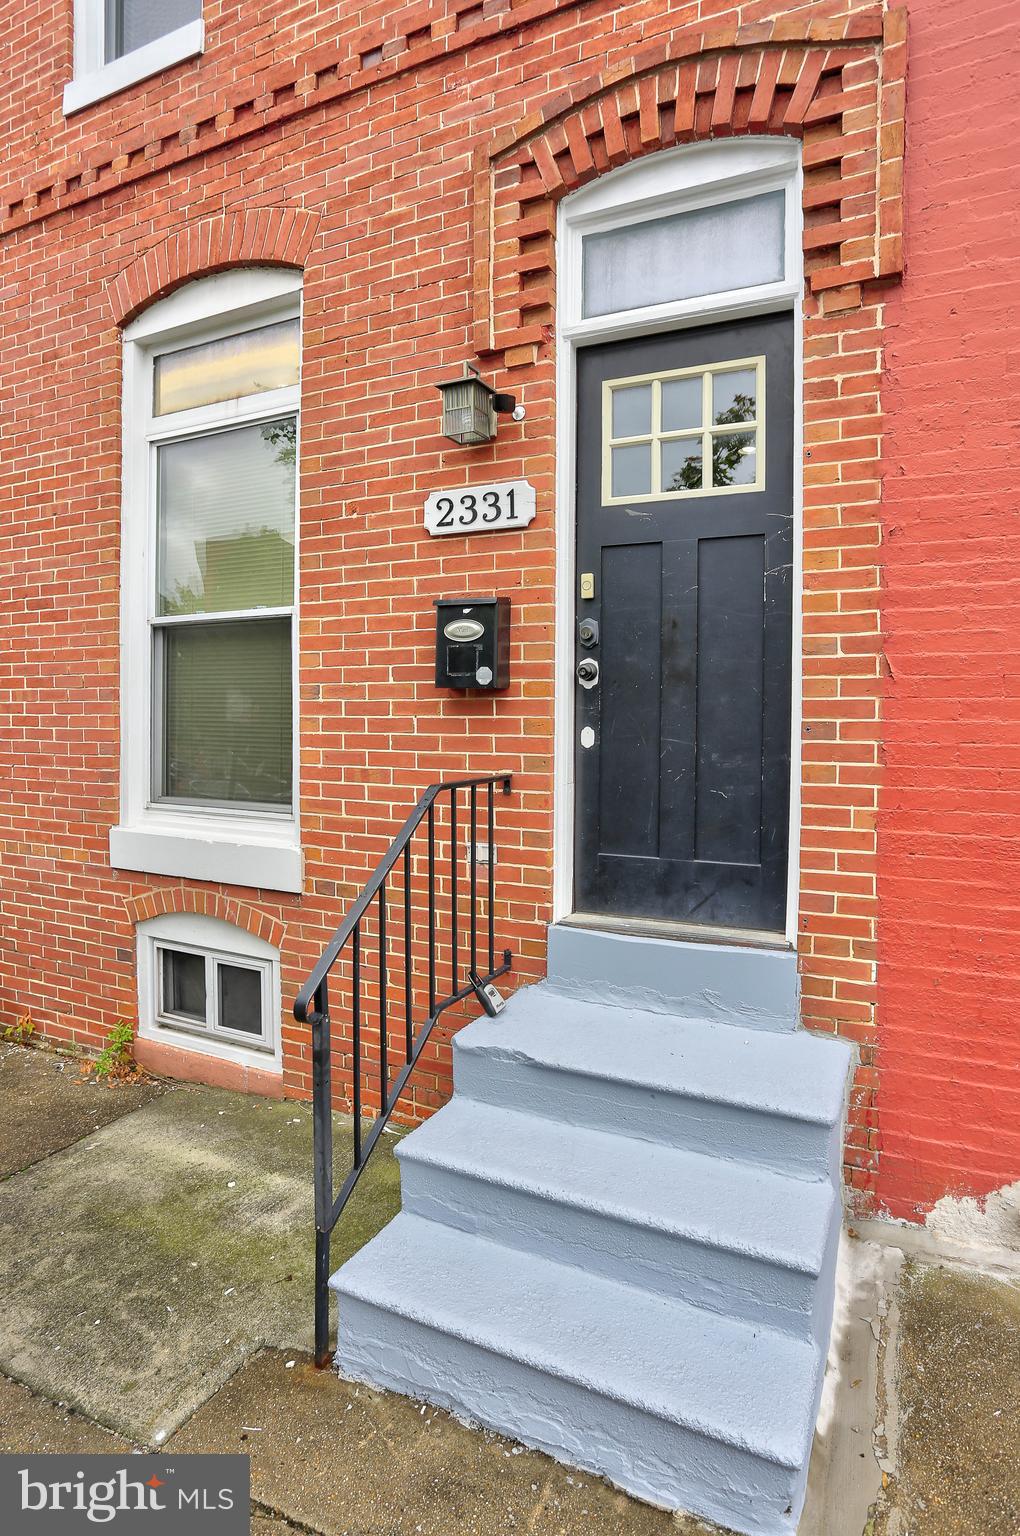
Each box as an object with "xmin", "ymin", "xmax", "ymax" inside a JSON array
[
  {"xmin": 602, "ymin": 358, "xmax": 764, "ymax": 503},
  {"xmin": 582, "ymin": 190, "xmax": 785, "ymax": 320}
]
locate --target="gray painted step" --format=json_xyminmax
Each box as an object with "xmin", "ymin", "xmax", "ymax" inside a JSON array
[
  {"xmin": 335, "ymin": 1213, "xmax": 820, "ymax": 1536},
  {"xmin": 334, "ymin": 928, "xmax": 852, "ymax": 1534},
  {"xmin": 453, "ymin": 985, "xmax": 852, "ymax": 1178},
  {"xmin": 397, "ymin": 1097, "xmax": 836, "ymax": 1340},
  {"xmin": 548, "ymin": 924, "xmax": 799, "ymax": 1030}
]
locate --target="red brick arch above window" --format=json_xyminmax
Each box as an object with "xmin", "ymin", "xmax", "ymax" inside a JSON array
[
  {"xmin": 473, "ymin": 4, "xmax": 906, "ymax": 363},
  {"xmin": 107, "ymin": 205, "xmax": 321, "ymax": 328},
  {"xmin": 123, "ymin": 889, "xmax": 287, "ymax": 953}
]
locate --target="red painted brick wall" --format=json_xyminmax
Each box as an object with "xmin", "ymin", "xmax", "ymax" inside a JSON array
[
  {"xmin": 875, "ymin": 0, "xmax": 1020, "ymax": 1218},
  {"xmin": 0, "ymin": 0, "xmax": 911, "ymax": 1192}
]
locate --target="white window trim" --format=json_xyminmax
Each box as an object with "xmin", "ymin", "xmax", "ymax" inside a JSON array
[
  {"xmin": 552, "ymin": 137, "xmax": 804, "ymax": 945},
  {"xmin": 111, "ymin": 267, "xmax": 304, "ymax": 894},
  {"xmin": 137, "ymin": 912, "xmax": 282, "ymax": 1071},
  {"xmin": 64, "ymin": 9, "xmax": 204, "ymax": 116}
]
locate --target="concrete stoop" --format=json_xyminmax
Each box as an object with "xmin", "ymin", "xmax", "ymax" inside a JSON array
[{"xmin": 332, "ymin": 926, "xmax": 853, "ymax": 1536}]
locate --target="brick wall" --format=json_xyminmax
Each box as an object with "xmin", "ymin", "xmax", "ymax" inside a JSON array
[
  {"xmin": 874, "ymin": 0, "xmax": 1020, "ymax": 1217},
  {"xmin": 0, "ymin": 0, "xmax": 909, "ymax": 1188}
]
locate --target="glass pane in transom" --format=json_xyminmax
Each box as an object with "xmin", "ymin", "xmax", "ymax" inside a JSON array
[
  {"xmin": 157, "ymin": 419, "xmax": 296, "ymax": 616},
  {"xmin": 713, "ymin": 368, "xmax": 757, "ymax": 425},
  {"xmin": 582, "ymin": 191, "xmax": 785, "ymax": 318},
  {"xmin": 154, "ymin": 319, "xmax": 299, "ymax": 416}
]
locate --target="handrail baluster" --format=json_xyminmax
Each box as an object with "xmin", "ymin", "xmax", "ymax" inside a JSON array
[
  {"xmin": 427, "ymin": 801, "xmax": 436, "ymax": 1019},
  {"xmin": 488, "ymin": 780, "xmax": 495, "ymax": 974},
  {"xmin": 470, "ymin": 783, "xmax": 478, "ymax": 977},
  {"xmin": 352, "ymin": 927, "xmax": 362, "ymax": 1167},
  {"xmin": 378, "ymin": 881, "xmax": 387, "ymax": 1112},
  {"xmin": 403, "ymin": 842, "xmax": 413, "ymax": 1060},
  {"xmin": 450, "ymin": 787, "xmax": 458, "ymax": 1000}
]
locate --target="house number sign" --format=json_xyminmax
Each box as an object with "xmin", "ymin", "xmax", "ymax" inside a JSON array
[{"xmin": 424, "ymin": 479, "xmax": 536, "ymax": 537}]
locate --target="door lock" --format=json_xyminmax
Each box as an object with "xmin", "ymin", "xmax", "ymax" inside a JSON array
[
  {"xmin": 578, "ymin": 618, "xmax": 599, "ymax": 649},
  {"xmin": 576, "ymin": 658, "xmax": 600, "ymax": 689}
]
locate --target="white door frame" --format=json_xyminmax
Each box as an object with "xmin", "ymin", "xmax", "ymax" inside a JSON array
[{"xmin": 551, "ymin": 138, "xmax": 805, "ymax": 945}]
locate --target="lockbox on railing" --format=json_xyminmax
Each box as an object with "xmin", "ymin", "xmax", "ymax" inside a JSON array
[{"xmin": 434, "ymin": 596, "xmax": 510, "ymax": 691}]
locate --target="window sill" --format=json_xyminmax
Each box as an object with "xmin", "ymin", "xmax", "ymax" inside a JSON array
[
  {"xmin": 110, "ymin": 821, "xmax": 303, "ymax": 893},
  {"xmin": 136, "ymin": 1027, "xmax": 284, "ymax": 1080},
  {"xmin": 63, "ymin": 19, "xmax": 204, "ymax": 116}
]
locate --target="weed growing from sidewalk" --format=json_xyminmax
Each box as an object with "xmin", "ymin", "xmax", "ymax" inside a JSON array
[
  {"xmin": 82, "ymin": 1020, "xmax": 144, "ymax": 1084},
  {"xmin": 1, "ymin": 1014, "xmax": 35, "ymax": 1046}
]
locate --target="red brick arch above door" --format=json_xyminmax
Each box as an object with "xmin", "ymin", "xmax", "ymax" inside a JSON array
[
  {"xmin": 107, "ymin": 205, "xmax": 321, "ymax": 328},
  {"xmin": 472, "ymin": 4, "xmax": 906, "ymax": 363}
]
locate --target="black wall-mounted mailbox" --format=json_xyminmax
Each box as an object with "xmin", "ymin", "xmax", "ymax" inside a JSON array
[{"xmin": 434, "ymin": 596, "xmax": 510, "ymax": 691}]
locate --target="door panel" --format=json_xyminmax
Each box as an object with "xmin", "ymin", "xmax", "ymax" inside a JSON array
[{"xmin": 573, "ymin": 313, "xmax": 793, "ymax": 932}]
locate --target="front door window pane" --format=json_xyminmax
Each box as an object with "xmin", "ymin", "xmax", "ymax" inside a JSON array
[
  {"xmin": 661, "ymin": 376, "xmax": 702, "ymax": 432},
  {"xmin": 582, "ymin": 191, "xmax": 785, "ymax": 319},
  {"xmin": 713, "ymin": 368, "xmax": 757, "ymax": 424},
  {"xmin": 604, "ymin": 358, "xmax": 763, "ymax": 501},
  {"xmin": 611, "ymin": 443, "xmax": 652, "ymax": 497},
  {"xmin": 107, "ymin": 0, "xmax": 202, "ymax": 62},
  {"xmin": 712, "ymin": 434, "xmax": 757, "ymax": 488},
  {"xmin": 662, "ymin": 438, "xmax": 704, "ymax": 492},
  {"xmin": 611, "ymin": 383, "xmax": 652, "ymax": 438},
  {"xmin": 162, "ymin": 618, "xmax": 292, "ymax": 806},
  {"xmin": 157, "ymin": 420, "xmax": 296, "ymax": 617}
]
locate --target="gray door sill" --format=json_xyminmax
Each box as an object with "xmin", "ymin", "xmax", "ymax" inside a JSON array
[{"xmin": 561, "ymin": 911, "xmax": 793, "ymax": 952}]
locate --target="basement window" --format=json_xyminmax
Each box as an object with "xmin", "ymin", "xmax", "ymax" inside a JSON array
[
  {"xmin": 64, "ymin": 0, "xmax": 204, "ymax": 115},
  {"xmin": 137, "ymin": 912, "xmax": 281, "ymax": 1068},
  {"xmin": 155, "ymin": 943, "xmax": 271, "ymax": 1048}
]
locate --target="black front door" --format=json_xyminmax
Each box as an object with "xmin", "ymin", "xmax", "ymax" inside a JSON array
[{"xmin": 573, "ymin": 313, "xmax": 793, "ymax": 932}]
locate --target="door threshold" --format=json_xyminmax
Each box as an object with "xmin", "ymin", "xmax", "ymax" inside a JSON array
[{"xmin": 561, "ymin": 911, "xmax": 792, "ymax": 952}]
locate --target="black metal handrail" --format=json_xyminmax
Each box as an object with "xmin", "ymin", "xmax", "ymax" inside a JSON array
[{"xmin": 294, "ymin": 773, "xmax": 513, "ymax": 1365}]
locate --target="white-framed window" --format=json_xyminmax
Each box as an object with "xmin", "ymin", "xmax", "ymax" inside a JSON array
[
  {"xmin": 110, "ymin": 268, "xmax": 304, "ymax": 894},
  {"xmin": 64, "ymin": 0, "xmax": 204, "ymax": 116},
  {"xmin": 137, "ymin": 912, "xmax": 281, "ymax": 1069}
]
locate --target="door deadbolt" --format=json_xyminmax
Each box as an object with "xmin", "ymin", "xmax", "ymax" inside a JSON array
[
  {"xmin": 577, "ymin": 658, "xmax": 600, "ymax": 689},
  {"xmin": 578, "ymin": 618, "xmax": 599, "ymax": 648}
]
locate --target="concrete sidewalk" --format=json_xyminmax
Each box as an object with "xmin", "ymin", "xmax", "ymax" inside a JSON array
[{"xmin": 1, "ymin": 1039, "xmax": 1017, "ymax": 1535}]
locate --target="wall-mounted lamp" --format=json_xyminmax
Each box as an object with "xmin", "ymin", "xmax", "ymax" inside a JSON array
[{"xmin": 437, "ymin": 364, "xmax": 526, "ymax": 445}]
